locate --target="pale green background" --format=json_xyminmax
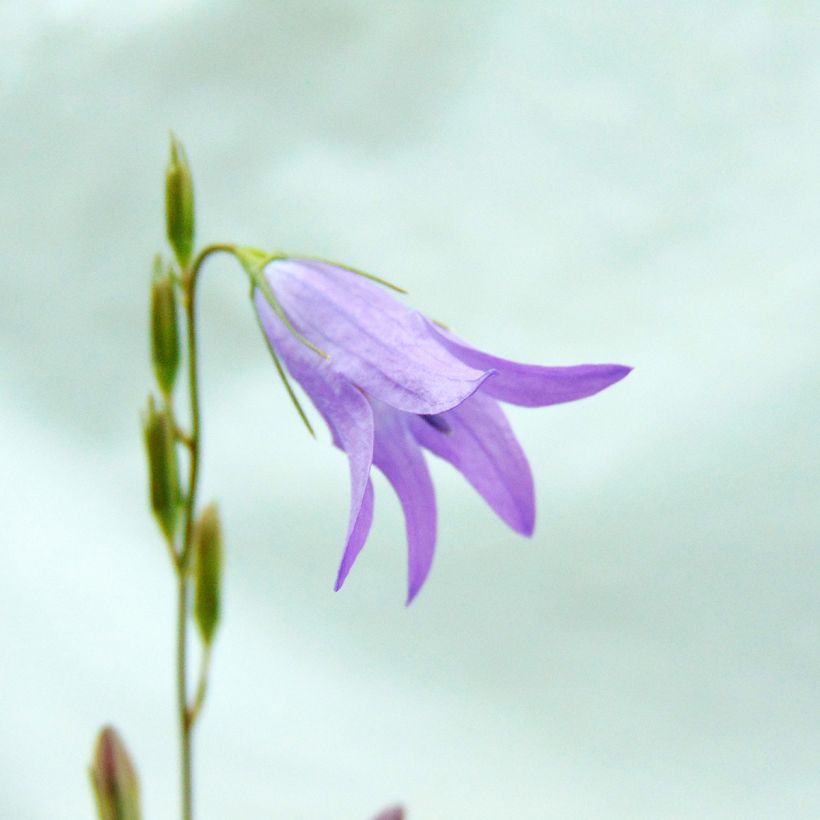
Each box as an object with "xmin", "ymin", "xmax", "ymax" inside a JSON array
[{"xmin": 1, "ymin": 2, "xmax": 818, "ymax": 818}]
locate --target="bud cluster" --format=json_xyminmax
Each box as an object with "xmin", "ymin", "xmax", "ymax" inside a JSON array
[
  {"xmin": 91, "ymin": 135, "xmax": 226, "ymax": 820},
  {"xmin": 146, "ymin": 134, "xmax": 224, "ymax": 637}
]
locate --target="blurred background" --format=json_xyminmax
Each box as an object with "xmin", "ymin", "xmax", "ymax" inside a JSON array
[{"xmin": 1, "ymin": 1, "xmax": 818, "ymax": 817}]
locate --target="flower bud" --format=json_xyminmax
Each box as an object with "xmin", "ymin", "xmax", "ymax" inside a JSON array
[
  {"xmin": 89, "ymin": 725, "xmax": 141, "ymax": 820},
  {"xmin": 165, "ymin": 133, "xmax": 195, "ymax": 268},
  {"xmin": 193, "ymin": 502, "xmax": 223, "ymax": 645},
  {"xmin": 372, "ymin": 807, "xmax": 404, "ymax": 820},
  {"xmin": 142, "ymin": 395, "xmax": 180, "ymax": 540},
  {"xmin": 150, "ymin": 256, "xmax": 180, "ymax": 395}
]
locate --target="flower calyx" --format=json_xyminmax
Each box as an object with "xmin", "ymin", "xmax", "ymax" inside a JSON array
[{"xmin": 235, "ymin": 246, "xmax": 328, "ymax": 361}]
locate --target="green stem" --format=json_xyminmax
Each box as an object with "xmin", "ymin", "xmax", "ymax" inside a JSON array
[
  {"xmin": 188, "ymin": 644, "xmax": 212, "ymax": 727},
  {"xmin": 176, "ymin": 573, "xmax": 192, "ymax": 820},
  {"xmin": 175, "ymin": 243, "xmax": 235, "ymax": 820}
]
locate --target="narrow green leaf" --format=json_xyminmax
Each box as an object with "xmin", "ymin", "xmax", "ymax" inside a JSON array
[{"xmin": 294, "ymin": 255, "xmax": 408, "ymax": 294}]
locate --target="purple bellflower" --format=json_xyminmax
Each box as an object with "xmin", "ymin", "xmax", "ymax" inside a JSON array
[{"xmin": 253, "ymin": 258, "xmax": 630, "ymax": 603}]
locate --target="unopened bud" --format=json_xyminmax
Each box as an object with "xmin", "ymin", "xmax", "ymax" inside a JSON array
[
  {"xmin": 143, "ymin": 396, "xmax": 179, "ymax": 540},
  {"xmin": 193, "ymin": 502, "xmax": 223, "ymax": 645},
  {"xmin": 150, "ymin": 256, "xmax": 180, "ymax": 395},
  {"xmin": 372, "ymin": 806, "xmax": 404, "ymax": 820},
  {"xmin": 165, "ymin": 133, "xmax": 195, "ymax": 268},
  {"xmin": 89, "ymin": 725, "xmax": 141, "ymax": 820}
]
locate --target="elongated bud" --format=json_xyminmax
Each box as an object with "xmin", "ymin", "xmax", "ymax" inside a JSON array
[
  {"xmin": 150, "ymin": 256, "xmax": 180, "ymax": 395},
  {"xmin": 89, "ymin": 726, "xmax": 141, "ymax": 820},
  {"xmin": 165, "ymin": 133, "xmax": 195, "ymax": 268},
  {"xmin": 142, "ymin": 396, "xmax": 179, "ymax": 540},
  {"xmin": 193, "ymin": 502, "xmax": 223, "ymax": 645}
]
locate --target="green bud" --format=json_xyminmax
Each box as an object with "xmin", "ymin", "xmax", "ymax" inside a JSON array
[
  {"xmin": 165, "ymin": 133, "xmax": 195, "ymax": 268},
  {"xmin": 142, "ymin": 396, "xmax": 179, "ymax": 540},
  {"xmin": 193, "ymin": 502, "xmax": 223, "ymax": 645},
  {"xmin": 89, "ymin": 725, "xmax": 141, "ymax": 820},
  {"xmin": 150, "ymin": 256, "xmax": 180, "ymax": 395}
]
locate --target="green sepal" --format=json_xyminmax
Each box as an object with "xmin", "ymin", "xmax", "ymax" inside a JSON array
[
  {"xmin": 235, "ymin": 246, "xmax": 328, "ymax": 360},
  {"xmin": 289, "ymin": 254, "xmax": 407, "ymax": 293},
  {"xmin": 253, "ymin": 309, "xmax": 316, "ymax": 438},
  {"xmin": 150, "ymin": 256, "xmax": 180, "ymax": 395},
  {"xmin": 165, "ymin": 133, "xmax": 195, "ymax": 269},
  {"xmin": 89, "ymin": 726, "xmax": 141, "ymax": 820},
  {"xmin": 193, "ymin": 503, "xmax": 223, "ymax": 646},
  {"xmin": 142, "ymin": 395, "xmax": 180, "ymax": 540}
]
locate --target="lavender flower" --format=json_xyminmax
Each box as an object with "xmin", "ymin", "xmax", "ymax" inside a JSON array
[{"xmin": 254, "ymin": 259, "xmax": 630, "ymax": 603}]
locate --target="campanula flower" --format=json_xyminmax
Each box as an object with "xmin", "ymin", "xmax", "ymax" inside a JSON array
[{"xmin": 254, "ymin": 259, "xmax": 630, "ymax": 603}]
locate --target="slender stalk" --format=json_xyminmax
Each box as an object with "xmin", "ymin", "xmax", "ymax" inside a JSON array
[
  {"xmin": 176, "ymin": 573, "xmax": 192, "ymax": 820},
  {"xmin": 188, "ymin": 645, "xmax": 212, "ymax": 727},
  {"xmin": 175, "ymin": 243, "xmax": 235, "ymax": 820},
  {"xmin": 179, "ymin": 244, "xmax": 236, "ymax": 562}
]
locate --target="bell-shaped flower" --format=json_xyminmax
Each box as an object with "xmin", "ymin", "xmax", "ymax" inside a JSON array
[{"xmin": 254, "ymin": 258, "xmax": 630, "ymax": 603}]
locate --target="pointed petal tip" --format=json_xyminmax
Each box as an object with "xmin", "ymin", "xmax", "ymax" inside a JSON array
[
  {"xmin": 517, "ymin": 518, "xmax": 536, "ymax": 538},
  {"xmin": 405, "ymin": 568, "xmax": 433, "ymax": 605},
  {"xmin": 503, "ymin": 513, "xmax": 535, "ymax": 538},
  {"xmin": 334, "ymin": 563, "xmax": 351, "ymax": 592},
  {"xmin": 427, "ymin": 318, "xmax": 632, "ymax": 407},
  {"xmin": 405, "ymin": 572, "xmax": 428, "ymax": 606},
  {"xmin": 509, "ymin": 496, "xmax": 535, "ymax": 537}
]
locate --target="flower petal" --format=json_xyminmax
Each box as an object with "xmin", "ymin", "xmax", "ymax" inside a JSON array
[
  {"xmin": 426, "ymin": 320, "xmax": 631, "ymax": 407},
  {"xmin": 409, "ymin": 392, "xmax": 535, "ymax": 536},
  {"xmin": 254, "ymin": 290, "xmax": 375, "ymax": 587},
  {"xmin": 335, "ymin": 479, "xmax": 374, "ymax": 591},
  {"xmin": 265, "ymin": 259, "xmax": 495, "ymax": 414},
  {"xmin": 371, "ymin": 399, "xmax": 437, "ymax": 604}
]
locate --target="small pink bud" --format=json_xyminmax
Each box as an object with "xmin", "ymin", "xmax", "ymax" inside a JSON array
[
  {"xmin": 372, "ymin": 806, "xmax": 404, "ymax": 820},
  {"xmin": 89, "ymin": 725, "xmax": 141, "ymax": 820}
]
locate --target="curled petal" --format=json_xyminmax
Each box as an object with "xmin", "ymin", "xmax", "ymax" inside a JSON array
[
  {"xmin": 371, "ymin": 400, "xmax": 437, "ymax": 604},
  {"xmin": 426, "ymin": 319, "xmax": 631, "ymax": 407},
  {"xmin": 409, "ymin": 392, "xmax": 535, "ymax": 536},
  {"xmin": 254, "ymin": 290, "xmax": 375, "ymax": 584},
  {"xmin": 266, "ymin": 259, "xmax": 495, "ymax": 414}
]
